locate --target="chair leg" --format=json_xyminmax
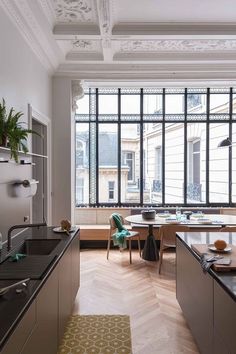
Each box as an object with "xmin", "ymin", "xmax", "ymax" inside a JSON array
[
  {"xmin": 158, "ymin": 247, "xmax": 164, "ymax": 274},
  {"xmin": 129, "ymin": 239, "xmax": 132, "ymax": 264},
  {"xmin": 107, "ymin": 238, "xmax": 111, "ymax": 260},
  {"xmin": 137, "ymin": 236, "xmax": 141, "ymax": 257}
]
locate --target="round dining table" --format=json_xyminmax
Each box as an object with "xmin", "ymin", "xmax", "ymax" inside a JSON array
[{"xmin": 125, "ymin": 213, "xmax": 236, "ymax": 262}]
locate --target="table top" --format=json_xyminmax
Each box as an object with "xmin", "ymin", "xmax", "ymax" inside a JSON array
[{"xmin": 125, "ymin": 213, "xmax": 236, "ymax": 226}]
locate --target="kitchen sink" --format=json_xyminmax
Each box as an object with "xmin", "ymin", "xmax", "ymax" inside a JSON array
[
  {"xmin": 16, "ymin": 239, "xmax": 61, "ymax": 255},
  {"xmin": 0, "ymin": 239, "xmax": 61, "ymax": 280}
]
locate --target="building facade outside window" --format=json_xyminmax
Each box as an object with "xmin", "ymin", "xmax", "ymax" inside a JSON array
[
  {"xmin": 123, "ymin": 151, "xmax": 135, "ymax": 182},
  {"xmin": 75, "ymin": 87, "xmax": 236, "ymax": 207},
  {"xmin": 108, "ymin": 181, "xmax": 115, "ymax": 200}
]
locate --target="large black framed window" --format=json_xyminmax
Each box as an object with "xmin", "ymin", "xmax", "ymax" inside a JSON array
[{"xmin": 75, "ymin": 87, "xmax": 236, "ymax": 207}]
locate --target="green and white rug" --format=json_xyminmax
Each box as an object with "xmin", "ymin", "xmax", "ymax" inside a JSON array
[{"xmin": 58, "ymin": 315, "xmax": 132, "ymax": 354}]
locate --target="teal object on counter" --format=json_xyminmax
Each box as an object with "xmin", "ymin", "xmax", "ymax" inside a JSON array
[
  {"xmin": 111, "ymin": 213, "xmax": 130, "ymax": 249},
  {"xmin": 10, "ymin": 253, "xmax": 27, "ymax": 262}
]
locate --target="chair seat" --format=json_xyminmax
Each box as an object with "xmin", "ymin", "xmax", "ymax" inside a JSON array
[
  {"xmin": 125, "ymin": 231, "xmax": 139, "ymax": 238},
  {"xmin": 107, "ymin": 213, "xmax": 141, "ymax": 264}
]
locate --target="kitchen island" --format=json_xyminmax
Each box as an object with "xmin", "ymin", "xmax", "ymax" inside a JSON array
[
  {"xmin": 176, "ymin": 232, "xmax": 236, "ymax": 354},
  {"xmin": 0, "ymin": 226, "xmax": 80, "ymax": 354}
]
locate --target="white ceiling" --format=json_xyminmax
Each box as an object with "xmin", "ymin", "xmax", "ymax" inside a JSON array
[{"xmin": 2, "ymin": 0, "xmax": 236, "ymax": 84}]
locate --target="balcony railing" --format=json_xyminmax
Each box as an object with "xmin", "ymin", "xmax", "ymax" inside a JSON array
[
  {"xmin": 187, "ymin": 183, "xmax": 202, "ymax": 201},
  {"xmin": 152, "ymin": 180, "xmax": 162, "ymax": 193}
]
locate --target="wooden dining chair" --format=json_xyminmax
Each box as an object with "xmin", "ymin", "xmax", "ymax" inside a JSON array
[
  {"xmin": 107, "ymin": 214, "xmax": 141, "ymax": 264},
  {"xmin": 158, "ymin": 225, "xmax": 190, "ymax": 274}
]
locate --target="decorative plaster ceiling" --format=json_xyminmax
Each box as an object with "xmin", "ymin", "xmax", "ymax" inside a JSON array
[{"xmin": 2, "ymin": 0, "xmax": 236, "ymax": 82}]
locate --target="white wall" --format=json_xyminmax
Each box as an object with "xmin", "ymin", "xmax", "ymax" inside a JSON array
[
  {"xmin": 0, "ymin": 9, "xmax": 52, "ymax": 122},
  {"xmin": 52, "ymin": 77, "xmax": 74, "ymax": 225},
  {"xmin": 0, "ymin": 9, "xmax": 52, "ymax": 236}
]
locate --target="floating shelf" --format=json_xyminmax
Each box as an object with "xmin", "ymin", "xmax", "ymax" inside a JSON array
[
  {"xmin": 0, "ymin": 160, "xmax": 36, "ymax": 165},
  {"xmin": 0, "ymin": 146, "xmax": 48, "ymax": 159}
]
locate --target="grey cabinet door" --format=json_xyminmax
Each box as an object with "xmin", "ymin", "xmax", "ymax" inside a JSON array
[
  {"xmin": 1, "ymin": 300, "xmax": 36, "ymax": 354},
  {"xmin": 71, "ymin": 236, "xmax": 80, "ymax": 303},
  {"xmin": 21, "ymin": 268, "xmax": 59, "ymax": 354},
  {"xmin": 58, "ymin": 244, "xmax": 72, "ymax": 342},
  {"xmin": 214, "ymin": 281, "xmax": 236, "ymax": 354},
  {"xmin": 176, "ymin": 238, "xmax": 214, "ymax": 354}
]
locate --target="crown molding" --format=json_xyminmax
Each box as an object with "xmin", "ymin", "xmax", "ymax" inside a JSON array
[
  {"xmin": 0, "ymin": 0, "xmax": 58, "ymax": 72},
  {"xmin": 55, "ymin": 62, "xmax": 236, "ymax": 81},
  {"xmin": 38, "ymin": 0, "xmax": 56, "ymax": 26},
  {"xmin": 82, "ymin": 80, "xmax": 236, "ymax": 88}
]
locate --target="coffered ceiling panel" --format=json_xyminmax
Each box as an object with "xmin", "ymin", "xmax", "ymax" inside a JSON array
[
  {"xmin": 113, "ymin": 0, "xmax": 236, "ymax": 22},
  {"xmin": 2, "ymin": 0, "xmax": 236, "ymax": 81}
]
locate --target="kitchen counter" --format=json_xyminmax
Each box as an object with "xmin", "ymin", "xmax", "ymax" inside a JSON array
[
  {"xmin": 176, "ymin": 231, "xmax": 236, "ymax": 354},
  {"xmin": 0, "ymin": 226, "xmax": 80, "ymax": 351},
  {"xmin": 177, "ymin": 231, "xmax": 236, "ymax": 301}
]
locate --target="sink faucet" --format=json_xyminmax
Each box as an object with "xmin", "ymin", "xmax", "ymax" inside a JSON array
[{"xmin": 7, "ymin": 222, "xmax": 47, "ymax": 251}]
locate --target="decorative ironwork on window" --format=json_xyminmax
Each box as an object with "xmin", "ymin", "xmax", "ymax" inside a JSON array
[
  {"xmin": 120, "ymin": 88, "xmax": 141, "ymax": 94},
  {"xmin": 187, "ymin": 114, "xmax": 207, "ymax": 121},
  {"xmin": 187, "ymin": 88, "xmax": 207, "ymax": 94},
  {"xmin": 187, "ymin": 183, "xmax": 202, "ymax": 202},
  {"xmin": 165, "ymin": 88, "xmax": 185, "ymax": 94},
  {"xmin": 209, "ymin": 114, "xmax": 230, "ymax": 121},
  {"xmin": 152, "ymin": 180, "xmax": 162, "ymax": 193},
  {"xmin": 165, "ymin": 114, "xmax": 185, "ymax": 121},
  {"xmin": 75, "ymin": 87, "xmax": 235, "ymax": 207},
  {"xmin": 143, "ymin": 88, "xmax": 163, "ymax": 94}
]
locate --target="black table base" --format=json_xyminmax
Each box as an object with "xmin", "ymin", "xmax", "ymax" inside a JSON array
[{"xmin": 141, "ymin": 225, "xmax": 159, "ymax": 261}]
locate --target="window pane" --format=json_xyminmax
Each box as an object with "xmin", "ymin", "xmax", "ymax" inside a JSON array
[
  {"xmin": 210, "ymin": 94, "xmax": 229, "ymax": 113},
  {"xmin": 99, "ymin": 124, "xmax": 118, "ymax": 203},
  {"xmin": 75, "ymin": 123, "xmax": 89, "ymax": 205},
  {"xmin": 232, "ymin": 123, "xmax": 236, "ymax": 202},
  {"xmin": 187, "ymin": 123, "xmax": 206, "ymax": 203},
  {"xmin": 209, "ymin": 123, "xmax": 229, "ymax": 203},
  {"xmin": 121, "ymin": 124, "xmax": 140, "ymax": 203},
  {"xmin": 143, "ymin": 123, "xmax": 162, "ymax": 204},
  {"xmin": 76, "ymin": 94, "xmax": 89, "ymax": 115},
  {"xmin": 187, "ymin": 94, "xmax": 206, "ymax": 114},
  {"xmin": 165, "ymin": 95, "xmax": 184, "ymax": 114},
  {"xmin": 143, "ymin": 95, "xmax": 162, "ymax": 114},
  {"xmin": 98, "ymin": 95, "xmax": 118, "ymax": 114},
  {"xmin": 121, "ymin": 95, "xmax": 140, "ymax": 114},
  {"xmin": 165, "ymin": 123, "xmax": 184, "ymax": 203}
]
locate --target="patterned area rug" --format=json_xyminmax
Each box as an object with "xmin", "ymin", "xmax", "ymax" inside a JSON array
[{"xmin": 58, "ymin": 315, "xmax": 132, "ymax": 354}]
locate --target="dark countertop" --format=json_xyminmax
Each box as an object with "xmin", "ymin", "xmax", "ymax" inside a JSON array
[
  {"xmin": 177, "ymin": 232, "xmax": 236, "ymax": 302},
  {"xmin": 0, "ymin": 226, "xmax": 80, "ymax": 351}
]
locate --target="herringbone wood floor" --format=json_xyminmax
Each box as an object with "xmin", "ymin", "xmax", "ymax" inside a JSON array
[{"xmin": 73, "ymin": 249, "xmax": 199, "ymax": 354}]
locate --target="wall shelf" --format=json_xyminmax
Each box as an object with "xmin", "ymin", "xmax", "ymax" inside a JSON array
[{"xmin": 0, "ymin": 146, "xmax": 48, "ymax": 159}]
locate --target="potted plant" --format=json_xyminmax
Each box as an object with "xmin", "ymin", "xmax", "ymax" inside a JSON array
[{"xmin": 0, "ymin": 98, "xmax": 40, "ymax": 162}]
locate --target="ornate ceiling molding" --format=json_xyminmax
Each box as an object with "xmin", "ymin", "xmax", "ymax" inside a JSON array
[
  {"xmin": 119, "ymin": 39, "xmax": 236, "ymax": 52},
  {"xmin": 71, "ymin": 39, "xmax": 101, "ymax": 51},
  {"xmin": 52, "ymin": 0, "xmax": 95, "ymax": 23},
  {"xmin": 72, "ymin": 80, "xmax": 84, "ymax": 111}
]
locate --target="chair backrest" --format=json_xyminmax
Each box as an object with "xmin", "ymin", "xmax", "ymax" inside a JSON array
[
  {"xmin": 159, "ymin": 225, "xmax": 190, "ymax": 247},
  {"xmin": 109, "ymin": 214, "xmax": 124, "ymax": 235},
  {"xmin": 220, "ymin": 226, "xmax": 236, "ymax": 232}
]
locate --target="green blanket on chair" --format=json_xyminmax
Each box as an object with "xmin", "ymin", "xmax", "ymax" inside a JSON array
[{"xmin": 111, "ymin": 213, "xmax": 130, "ymax": 249}]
